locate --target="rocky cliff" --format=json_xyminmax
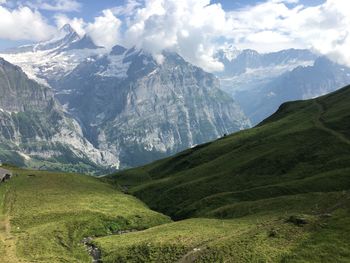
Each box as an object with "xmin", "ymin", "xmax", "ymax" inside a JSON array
[{"xmin": 0, "ymin": 58, "xmax": 118, "ymax": 173}]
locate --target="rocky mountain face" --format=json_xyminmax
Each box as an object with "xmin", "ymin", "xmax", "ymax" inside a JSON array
[
  {"xmin": 0, "ymin": 25, "xmax": 250, "ymax": 171},
  {"xmin": 56, "ymin": 47, "xmax": 250, "ymax": 168},
  {"xmin": 215, "ymin": 45, "xmax": 350, "ymax": 124},
  {"xmin": 0, "ymin": 58, "xmax": 118, "ymax": 173}
]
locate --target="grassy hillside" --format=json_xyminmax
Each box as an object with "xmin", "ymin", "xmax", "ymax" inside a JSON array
[
  {"xmin": 95, "ymin": 191, "xmax": 350, "ymax": 262},
  {"xmin": 95, "ymin": 85, "xmax": 350, "ymax": 262},
  {"xmin": 2, "ymin": 172, "xmax": 349, "ymax": 263},
  {"xmin": 0, "ymin": 166, "xmax": 170, "ymax": 263},
  {"xmin": 107, "ymin": 84, "xmax": 350, "ymax": 220}
]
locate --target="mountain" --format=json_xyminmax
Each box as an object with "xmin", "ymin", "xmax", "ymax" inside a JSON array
[
  {"xmin": 0, "ymin": 24, "xmax": 105, "ymax": 87},
  {"xmin": 216, "ymin": 46, "xmax": 317, "ymax": 78},
  {"xmin": 216, "ymin": 46, "xmax": 317, "ymax": 96},
  {"xmin": 107, "ymin": 84, "xmax": 350, "ymax": 219},
  {"xmin": 0, "ymin": 58, "xmax": 118, "ymax": 173},
  {"xmin": 0, "ymin": 25, "xmax": 250, "ymax": 170},
  {"xmin": 215, "ymin": 46, "xmax": 350, "ymax": 125},
  {"xmin": 236, "ymin": 56, "xmax": 350, "ymax": 124},
  {"xmin": 56, "ymin": 46, "xmax": 251, "ymax": 169}
]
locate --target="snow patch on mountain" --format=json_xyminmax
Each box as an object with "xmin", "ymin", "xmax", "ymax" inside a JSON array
[
  {"xmin": 218, "ymin": 44, "xmax": 242, "ymax": 62},
  {"xmin": 220, "ymin": 60, "xmax": 315, "ymax": 95},
  {"xmin": 97, "ymin": 53, "xmax": 131, "ymax": 79},
  {"xmin": 0, "ymin": 24, "xmax": 107, "ymax": 86}
]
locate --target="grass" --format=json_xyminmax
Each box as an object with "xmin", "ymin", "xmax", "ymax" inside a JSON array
[
  {"xmin": 281, "ymin": 208, "xmax": 350, "ymax": 262},
  {"xmin": 95, "ymin": 216, "xmax": 304, "ymax": 263},
  {"xmin": 95, "ymin": 191, "xmax": 350, "ymax": 262},
  {"xmin": 95, "ymin": 218, "xmax": 254, "ymax": 263},
  {"xmin": 0, "ymin": 166, "xmax": 170, "ymax": 262},
  {"xmin": 2, "ymin": 168, "xmax": 348, "ymax": 262}
]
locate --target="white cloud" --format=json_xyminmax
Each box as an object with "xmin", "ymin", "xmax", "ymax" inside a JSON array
[
  {"xmin": 27, "ymin": 0, "xmax": 81, "ymax": 12},
  {"xmin": 86, "ymin": 9, "xmax": 122, "ymax": 50},
  {"xmin": 65, "ymin": 0, "xmax": 349, "ymax": 71},
  {"xmin": 0, "ymin": 5, "xmax": 55, "ymax": 41},
  {"xmin": 54, "ymin": 9, "xmax": 122, "ymax": 50},
  {"xmin": 0, "ymin": 0, "xmax": 6, "ymax": 5},
  {"xmin": 117, "ymin": 0, "xmax": 231, "ymax": 72},
  {"xmin": 1, "ymin": 0, "xmax": 350, "ymax": 71},
  {"xmin": 226, "ymin": 0, "xmax": 350, "ymax": 67},
  {"xmin": 111, "ymin": 0, "xmax": 142, "ymax": 16},
  {"xmin": 294, "ymin": 0, "xmax": 350, "ymax": 67},
  {"xmin": 271, "ymin": 0, "xmax": 299, "ymax": 3}
]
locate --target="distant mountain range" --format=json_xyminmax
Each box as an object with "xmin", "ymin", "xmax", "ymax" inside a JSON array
[
  {"xmin": 0, "ymin": 25, "xmax": 250, "ymax": 172},
  {"xmin": 215, "ymin": 44, "xmax": 350, "ymax": 124}
]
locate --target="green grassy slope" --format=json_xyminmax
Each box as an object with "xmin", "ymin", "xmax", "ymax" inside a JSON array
[
  {"xmin": 0, "ymin": 166, "xmax": 170, "ymax": 263},
  {"xmin": 94, "ymin": 85, "xmax": 350, "ymax": 262},
  {"xmin": 95, "ymin": 191, "xmax": 350, "ymax": 262},
  {"xmin": 107, "ymin": 84, "xmax": 350, "ymax": 220},
  {"xmin": 1, "ymin": 168, "xmax": 346, "ymax": 263}
]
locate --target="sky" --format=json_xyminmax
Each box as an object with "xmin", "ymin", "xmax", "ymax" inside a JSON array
[{"xmin": 0, "ymin": 0, "xmax": 349, "ymax": 72}]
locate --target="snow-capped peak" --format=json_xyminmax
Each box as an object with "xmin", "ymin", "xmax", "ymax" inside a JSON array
[
  {"xmin": 218, "ymin": 44, "xmax": 241, "ymax": 62},
  {"xmin": 33, "ymin": 24, "xmax": 80, "ymax": 52},
  {"xmin": 0, "ymin": 24, "xmax": 106, "ymax": 86},
  {"xmin": 60, "ymin": 24, "xmax": 76, "ymax": 36}
]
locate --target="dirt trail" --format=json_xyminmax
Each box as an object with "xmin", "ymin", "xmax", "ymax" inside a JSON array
[
  {"xmin": 177, "ymin": 245, "xmax": 206, "ymax": 263},
  {"xmin": 0, "ymin": 186, "xmax": 24, "ymax": 263},
  {"xmin": 0, "ymin": 215, "xmax": 24, "ymax": 263},
  {"xmin": 313, "ymin": 100, "xmax": 350, "ymax": 145}
]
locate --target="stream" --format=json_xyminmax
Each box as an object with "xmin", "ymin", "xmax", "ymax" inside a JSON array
[
  {"xmin": 82, "ymin": 237, "xmax": 102, "ymax": 263},
  {"xmin": 82, "ymin": 229, "xmax": 139, "ymax": 263}
]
